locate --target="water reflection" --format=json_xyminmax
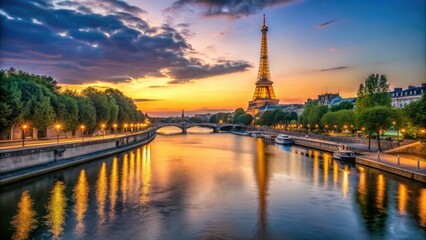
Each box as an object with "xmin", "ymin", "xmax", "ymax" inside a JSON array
[
  {"xmin": 109, "ymin": 158, "xmax": 119, "ymax": 220},
  {"xmin": 254, "ymin": 138, "xmax": 270, "ymax": 239},
  {"xmin": 74, "ymin": 170, "xmax": 89, "ymax": 237},
  {"xmin": 11, "ymin": 191, "xmax": 37, "ymax": 240},
  {"xmin": 1, "ymin": 134, "xmax": 425, "ymax": 239},
  {"xmin": 140, "ymin": 145, "xmax": 152, "ymax": 205},
  {"xmin": 419, "ymin": 189, "xmax": 426, "ymax": 228},
  {"xmin": 46, "ymin": 181, "xmax": 67, "ymax": 238},
  {"xmin": 398, "ymin": 183, "xmax": 407, "ymax": 215},
  {"xmin": 96, "ymin": 163, "xmax": 108, "ymax": 224}
]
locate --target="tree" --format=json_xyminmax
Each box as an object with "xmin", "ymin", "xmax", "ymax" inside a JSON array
[
  {"xmin": 391, "ymin": 108, "xmax": 409, "ymax": 146},
  {"xmin": 237, "ymin": 114, "xmax": 253, "ymax": 125},
  {"xmin": 404, "ymin": 94, "xmax": 426, "ymax": 128},
  {"xmin": 76, "ymin": 96, "xmax": 97, "ymax": 132},
  {"xmin": 259, "ymin": 110, "xmax": 274, "ymax": 126},
  {"xmin": 82, "ymin": 87, "xmax": 111, "ymax": 125},
  {"xmin": 61, "ymin": 94, "xmax": 79, "ymax": 134},
  {"xmin": 330, "ymin": 101, "xmax": 353, "ymax": 112},
  {"xmin": 32, "ymin": 96, "xmax": 56, "ymax": 130},
  {"xmin": 189, "ymin": 117, "xmax": 202, "ymax": 123},
  {"xmin": 358, "ymin": 106, "xmax": 393, "ymax": 151},
  {"xmin": 355, "ymin": 74, "xmax": 391, "ymax": 113},
  {"xmin": 300, "ymin": 100, "xmax": 328, "ymax": 127},
  {"xmin": 233, "ymin": 108, "xmax": 245, "ymax": 123},
  {"xmin": 0, "ymin": 71, "xmax": 23, "ymax": 132},
  {"xmin": 321, "ymin": 110, "xmax": 355, "ymax": 132}
]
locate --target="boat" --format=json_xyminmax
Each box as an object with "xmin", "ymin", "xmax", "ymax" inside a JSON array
[
  {"xmin": 232, "ymin": 131, "xmax": 251, "ymax": 136},
  {"xmin": 275, "ymin": 134, "xmax": 293, "ymax": 145},
  {"xmin": 251, "ymin": 131, "xmax": 263, "ymax": 138},
  {"xmin": 333, "ymin": 145, "xmax": 356, "ymax": 162}
]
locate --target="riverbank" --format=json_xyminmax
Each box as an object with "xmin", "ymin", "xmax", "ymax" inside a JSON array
[{"xmin": 0, "ymin": 129, "xmax": 156, "ymax": 186}]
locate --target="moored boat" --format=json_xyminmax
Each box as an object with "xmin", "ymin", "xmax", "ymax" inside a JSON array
[
  {"xmin": 333, "ymin": 145, "xmax": 355, "ymax": 162},
  {"xmin": 275, "ymin": 134, "xmax": 293, "ymax": 145}
]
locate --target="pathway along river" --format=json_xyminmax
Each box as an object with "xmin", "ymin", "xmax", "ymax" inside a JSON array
[{"xmin": 0, "ymin": 127, "xmax": 425, "ymax": 239}]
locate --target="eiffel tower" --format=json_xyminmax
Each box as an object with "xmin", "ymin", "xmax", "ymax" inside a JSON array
[{"xmin": 247, "ymin": 14, "xmax": 279, "ymax": 115}]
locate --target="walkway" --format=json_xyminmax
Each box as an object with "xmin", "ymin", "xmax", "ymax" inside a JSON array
[{"xmin": 356, "ymin": 152, "xmax": 426, "ymax": 183}]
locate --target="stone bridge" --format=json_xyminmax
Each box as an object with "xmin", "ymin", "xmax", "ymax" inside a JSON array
[{"xmin": 154, "ymin": 122, "xmax": 245, "ymax": 134}]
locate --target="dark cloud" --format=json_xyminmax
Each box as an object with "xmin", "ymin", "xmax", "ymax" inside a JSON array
[
  {"xmin": 165, "ymin": 0, "xmax": 298, "ymax": 18},
  {"xmin": 319, "ymin": 66, "xmax": 348, "ymax": 72},
  {"xmin": 148, "ymin": 85, "xmax": 170, "ymax": 88},
  {"xmin": 316, "ymin": 20, "xmax": 338, "ymax": 28},
  {"xmin": 133, "ymin": 98, "xmax": 160, "ymax": 102},
  {"xmin": 0, "ymin": 0, "xmax": 251, "ymax": 84}
]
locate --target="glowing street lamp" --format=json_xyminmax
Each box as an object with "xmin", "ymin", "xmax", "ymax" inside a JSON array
[
  {"xmin": 101, "ymin": 124, "xmax": 106, "ymax": 139},
  {"xmin": 124, "ymin": 124, "xmax": 128, "ymax": 133},
  {"xmin": 21, "ymin": 123, "xmax": 28, "ymax": 147},
  {"xmin": 80, "ymin": 125, "xmax": 85, "ymax": 141},
  {"xmin": 130, "ymin": 123, "xmax": 134, "ymax": 132},
  {"xmin": 55, "ymin": 124, "xmax": 61, "ymax": 143}
]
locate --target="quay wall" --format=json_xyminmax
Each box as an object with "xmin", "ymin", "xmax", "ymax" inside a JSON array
[
  {"xmin": 292, "ymin": 137, "xmax": 341, "ymax": 152},
  {"xmin": 0, "ymin": 129, "xmax": 156, "ymax": 174}
]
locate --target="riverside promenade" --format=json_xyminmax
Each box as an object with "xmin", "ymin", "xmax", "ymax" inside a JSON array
[
  {"xmin": 356, "ymin": 152, "xmax": 426, "ymax": 183},
  {"xmin": 0, "ymin": 128, "xmax": 156, "ymax": 186}
]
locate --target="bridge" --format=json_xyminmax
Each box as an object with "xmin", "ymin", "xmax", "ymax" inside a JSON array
[{"xmin": 154, "ymin": 122, "xmax": 245, "ymax": 134}]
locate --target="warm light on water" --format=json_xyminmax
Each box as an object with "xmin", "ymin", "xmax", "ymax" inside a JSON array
[{"xmin": 0, "ymin": 128, "xmax": 425, "ymax": 239}]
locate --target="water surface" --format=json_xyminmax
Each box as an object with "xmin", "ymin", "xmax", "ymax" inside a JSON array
[{"xmin": 1, "ymin": 127, "xmax": 425, "ymax": 239}]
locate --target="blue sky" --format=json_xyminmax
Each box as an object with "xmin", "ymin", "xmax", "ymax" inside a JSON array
[{"xmin": 1, "ymin": 0, "xmax": 425, "ymax": 116}]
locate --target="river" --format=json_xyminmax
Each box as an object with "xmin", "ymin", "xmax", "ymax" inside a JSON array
[{"xmin": 0, "ymin": 127, "xmax": 425, "ymax": 239}]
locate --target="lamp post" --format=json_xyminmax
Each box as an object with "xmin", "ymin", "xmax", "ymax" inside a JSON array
[
  {"xmin": 307, "ymin": 124, "xmax": 311, "ymax": 133},
  {"xmin": 130, "ymin": 123, "xmax": 134, "ymax": 132},
  {"xmin": 113, "ymin": 123, "xmax": 117, "ymax": 136},
  {"xmin": 55, "ymin": 124, "xmax": 61, "ymax": 143},
  {"xmin": 80, "ymin": 125, "xmax": 85, "ymax": 141},
  {"xmin": 124, "ymin": 124, "xmax": 128, "ymax": 134},
  {"xmin": 401, "ymin": 129, "xmax": 406, "ymax": 144},
  {"xmin": 334, "ymin": 125, "xmax": 337, "ymax": 134},
  {"xmin": 101, "ymin": 124, "xmax": 106, "ymax": 139},
  {"xmin": 22, "ymin": 124, "xmax": 28, "ymax": 147}
]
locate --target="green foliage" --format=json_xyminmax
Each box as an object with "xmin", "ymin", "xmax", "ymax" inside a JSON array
[
  {"xmin": 258, "ymin": 109, "xmax": 298, "ymax": 126},
  {"xmin": 321, "ymin": 110, "xmax": 355, "ymax": 131},
  {"xmin": 355, "ymin": 74, "xmax": 391, "ymax": 113},
  {"xmin": 300, "ymin": 100, "xmax": 329, "ymax": 126},
  {"xmin": 209, "ymin": 112, "xmax": 232, "ymax": 123},
  {"xmin": 358, "ymin": 106, "xmax": 393, "ymax": 151},
  {"xmin": 82, "ymin": 87, "xmax": 111, "ymax": 125},
  {"xmin": 330, "ymin": 101, "xmax": 353, "ymax": 112},
  {"xmin": 0, "ymin": 68, "xmax": 147, "ymax": 137},
  {"xmin": 233, "ymin": 108, "xmax": 245, "ymax": 123},
  {"xmin": 189, "ymin": 117, "xmax": 203, "ymax": 123},
  {"xmin": 237, "ymin": 114, "xmax": 253, "ymax": 125},
  {"xmin": 404, "ymin": 94, "xmax": 426, "ymax": 128}
]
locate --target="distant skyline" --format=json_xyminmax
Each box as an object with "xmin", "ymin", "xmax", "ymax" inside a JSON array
[{"xmin": 1, "ymin": 0, "xmax": 425, "ymax": 116}]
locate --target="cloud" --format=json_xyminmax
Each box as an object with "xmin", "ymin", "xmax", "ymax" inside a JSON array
[
  {"xmin": 316, "ymin": 20, "xmax": 338, "ymax": 28},
  {"xmin": 319, "ymin": 66, "xmax": 348, "ymax": 72},
  {"xmin": 0, "ymin": 0, "xmax": 251, "ymax": 84},
  {"xmin": 165, "ymin": 0, "xmax": 298, "ymax": 19},
  {"xmin": 133, "ymin": 98, "xmax": 160, "ymax": 102},
  {"xmin": 147, "ymin": 85, "xmax": 170, "ymax": 88}
]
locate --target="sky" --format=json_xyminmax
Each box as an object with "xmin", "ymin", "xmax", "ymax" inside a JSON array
[{"xmin": 1, "ymin": 0, "xmax": 425, "ymax": 117}]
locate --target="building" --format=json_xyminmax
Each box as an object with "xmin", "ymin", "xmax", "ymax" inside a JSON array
[
  {"xmin": 390, "ymin": 83, "xmax": 426, "ymax": 108},
  {"xmin": 247, "ymin": 15, "xmax": 279, "ymax": 115},
  {"xmin": 318, "ymin": 93, "xmax": 340, "ymax": 105}
]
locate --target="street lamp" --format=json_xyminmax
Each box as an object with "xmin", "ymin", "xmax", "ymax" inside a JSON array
[
  {"xmin": 124, "ymin": 124, "xmax": 128, "ymax": 134},
  {"xmin": 130, "ymin": 123, "xmax": 134, "ymax": 132},
  {"xmin": 80, "ymin": 125, "xmax": 85, "ymax": 141},
  {"xmin": 401, "ymin": 128, "xmax": 406, "ymax": 143},
  {"xmin": 21, "ymin": 123, "xmax": 28, "ymax": 147},
  {"xmin": 55, "ymin": 124, "xmax": 61, "ymax": 143},
  {"xmin": 101, "ymin": 124, "xmax": 106, "ymax": 139},
  {"xmin": 113, "ymin": 123, "xmax": 117, "ymax": 136}
]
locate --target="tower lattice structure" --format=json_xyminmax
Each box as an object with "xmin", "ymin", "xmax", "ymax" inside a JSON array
[{"xmin": 247, "ymin": 14, "xmax": 279, "ymax": 115}]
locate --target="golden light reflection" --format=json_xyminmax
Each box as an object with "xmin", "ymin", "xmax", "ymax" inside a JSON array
[
  {"xmin": 323, "ymin": 154, "xmax": 329, "ymax": 186},
  {"xmin": 128, "ymin": 152, "xmax": 136, "ymax": 198},
  {"xmin": 313, "ymin": 152, "xmax": 319, "ymax": 187},
  {"xmin": 140, "ymin": 145, "xmax": 152, "ymax": 205},
  {"xmin": 419, "ymin": 189, "xmax": 426, "ymax": 227},
  {"xmin": 255, "ymin": 138, "xmax": 268, "ymax": 237},
  {"xmin": 357, "ymin": 167, "xmax": 366, "ymax": 205},
  {"xmin": 46, "ymin": 181, "xmax": 67, "ymax": 238},
  {"xmin": 11, "ymin": 191, "xmax": 37, "ymax": 240},
  {"xmin": 121, "ymin": 154, "xmax": 129, "ymax": 206},
  {"xmin": 74, "ymin": 170, "xmax": 89, "ymax": 237},
  {"xmin": 333, "ymin": 160, "xmax": 338, "ymax": 187},
  {"xmin": 376, "ymin": 174, "xmax": 385, "ymax": 211},
  {"xmin": 398, "ymin": 184, "xmax": 407, "ymax": 215},
  {"xmin": 96, "ymin": 163, "xmax": 108, "ymax": 224},
  {"xmin": 342, "ymin": 165, "xmax": 349, "ymax": 198},
  {"xmin": 109, "ymin": 158, "xmax": 119, "ymax": 220}
]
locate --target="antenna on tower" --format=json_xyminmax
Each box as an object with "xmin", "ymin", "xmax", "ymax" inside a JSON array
[{"xmin": 263, "ymin": 14, "xmax": 266, "ymax": 25}]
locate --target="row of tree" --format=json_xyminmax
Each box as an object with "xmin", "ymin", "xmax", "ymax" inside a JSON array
[
  {"xmin": 0, "ymin": 68, "xmax": 145, "ymax": 137},
  {"xmin": 297, "ymin": 74, "xmax": 425, "ymax": 150}
]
